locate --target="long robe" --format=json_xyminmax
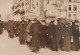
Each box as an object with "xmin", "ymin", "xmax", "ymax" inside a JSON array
[
  {"xmin": 8, "ymin": 21, "xmax": 15, "ymax": 38},
  {"xmin": 70, "ymin": 24, "xmax": 79, "ymax": 51},
  {"xmin": 29, "ymin": 22, "xmax": 41, "ymax": 50},
  {"xmin": 17, "ymin": 21, "xmax": 27, "ymax": 44},
  {"xmin": 3, "ymin": 21, "xmax": 9, "ymax": 31},
  {"xmin": 48, "ymin": 23, "xmax": 57, "ymax": 51},
  {"xmin": 40, "ymin": 24, "xmax": 48, "ymax": 48},
  {"xmin": 55, "ymin": 24, "xmax": 62, "ymax": 50},
  {"xmin": 0, "ymin": 21, "xmax": 3, "ymax": 34},
  {"xmin": 61, "ymin": 24, "xmax": 71, "ymax": 51},
  {"xmin": 14, "ymin": 21, "xmax": 19, "ymax": 37}
]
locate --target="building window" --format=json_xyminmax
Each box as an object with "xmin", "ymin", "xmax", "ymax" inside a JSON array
[
  {"xmin": 73, "ymin": 5, "xmax": 77, "ymax": 11},
  {"xmin": 68, "ymin": 14, "xmax": 71, "ymax": 18},
  {"xmin": 69, "ymin": 0, "xmax": 71, "ymax": 2},
  {"xmin": 73, "ymin": 14, "xmax": 76, "ymax": 19},
  {"xmin": 69, "ymin": 5, "xmax": 71, "ymax": 11}
]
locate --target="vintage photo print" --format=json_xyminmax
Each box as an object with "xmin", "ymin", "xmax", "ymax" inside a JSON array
[{"xmin": 0, "ymin": 0, "xmax": 80, "ymax": 55}]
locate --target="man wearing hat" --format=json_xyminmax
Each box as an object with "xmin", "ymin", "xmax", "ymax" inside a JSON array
[
  {"xmin": 61, "ymin": 21, "xmax": 71, "ymax": 51},
  {"xmin": 0, "ymin": 20, "xmax": 3, "ymax": 34},
  {"xmin": 70, "ymin": 20, "xmax": 79, "ymax": 51},
  {"xmin": 29, "ymin": 18, "xmax": 41, "ymax": 53},
  {"xmin": 39, "ymin": 20, "xmax": 48, "ymax": 48},
  {"xmin": 54, "ymin": 19, "xmax": 62, "ymax": 51},
  {"xmin": 48, "ymin": 20, "xmax": 57, "ymax": 51},
  {"xmin": 8, "ymin": 20, "xmax": 15, "ymax": 38},
  {"xmin": 17, "ymin": 18, "xmax": 27, "ymax": 44}
]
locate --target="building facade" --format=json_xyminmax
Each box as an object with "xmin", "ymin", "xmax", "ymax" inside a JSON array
[
  {"xmin": 12, "ymin": 0, "xmax": 80, "ymax": 21},
  {"xmin": 67, "ymin": 0, "xmax": 80, "ymax": 21},
  {"xmin": 12, "ymin": 0, "xmax": 44, "ymax": 20}
]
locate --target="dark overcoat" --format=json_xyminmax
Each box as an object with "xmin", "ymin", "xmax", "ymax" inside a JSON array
[
  {"xmin": 61, "ymin": 24, "xmax": 71, "ymax": 51},
  {"xmin": 48, "ymin": 23, "xmax": 57, "ymax": 51},
  {"xmin": 70, "ymin": 23, "xmax": 79, "ymax": 51},
  {"xmin": 55, "ymin": 24, "xmax": 62, "ymax": 50},
  {"xmin": 39, "ymin": 24, "xmax": 48, "ymax": 48},
  {"xmin": 0, "ymin": 21, "xmax": 3, "ymax": 34},
  {"xmin": 14, "ymin": 21, "xmax": 19, "ymax": 37},
  {"xmin": 30, "ymin": 22, "xmax": 41, "ymax": 48},
  {"xmin": 8, "ymin": 21, "xmax": 15, "ymax": 38},
  {"xmin": 17, "ymin": 21, "xmax": 27, "ymax": 44}
]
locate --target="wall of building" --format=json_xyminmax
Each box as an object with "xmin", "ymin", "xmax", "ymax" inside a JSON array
[
  {"xmin": 67, "ymin": 0, "xmax": 80, "ymax": 21},
  {"xmin": 12, "ymin": 0, "xmax": 80, "ymax": 21}
]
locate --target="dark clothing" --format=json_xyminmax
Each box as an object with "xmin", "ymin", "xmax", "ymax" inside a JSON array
[
  {"xmin": 0, "ymin": 21, "xmax": 3, "ymax": 34},
  {"xmin": 55, "ymin": 24, "xmax": 62, "ymax": 50},
  {"xmin": 29, "ymin": 22, "xmax": 41, "ymax": 51},
  {"xmin": 3, "ymin": 21, "xmax": 9, "ymax": 30},
  {"xmin": 40, "ymin": 24, "xmax": 48, "ymax": 48},
  {"xmin": 17, "ymin": 21, "xmax": 27, "ymax": 44},
  {"xmin": 8, "ymin": 21, "xmax": 15, "ymax": 38},
  {"xmin": 70, "ymin": 24, "xmax": 79, "ymax": 51},
  {"xmin": 61, "ymin": 24, "xmax": 71, "ymax": 51},
  {"xmin": 48, "ymin": 23, "xmax": 57, "ymax": 51},
  {"xmin": 14, "ymin": 21, "xmax": 19, "ymax": 37}
]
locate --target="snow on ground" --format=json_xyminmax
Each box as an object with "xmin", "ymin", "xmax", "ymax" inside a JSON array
[{"xmin": 0, "ymin": 30, "xmax": 79, "ymax": 55}]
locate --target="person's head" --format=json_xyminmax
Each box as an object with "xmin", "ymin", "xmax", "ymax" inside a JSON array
[
  {"xmin": 34, "ymin": 18, "xmax": 37, "ymax": 21},
  {"xmin": 65, "ymin": 22, "xmax": 70, "ymax": 27},
  {"xmin": 57, "ymin": 18, "xmax": 61, "ymax": 24},
  {"xmin": 42, "ymin": 20, "xmax": 46, "ymax": 23},
  {"xmin": 0, "ymin": 14, "xmax": 1, "ymax": 20},
  {"xmin": 54, "ymin": 20, "xmax": 58, "ymax": 25},
  {"xmin": 0, "ymin": 20, "xmax": 1, "ymax": 22},
  {"xmin": 41, "ymin": 20, "xmax": 46, "ymax": 25},
  {"xmin": 21, "ymin": 18, "xmax": 24, "ymax": 21},
  {"xmin": 42, "ymin": 20, "xmax": 45, "ymax": 22},
  {"xmin": 31, "ymin": 20, "xmax": 37, "ymax": 23},
  {"xmin": 8, "ymin": 20, "xmax": 11, "ymax": 22},
  {"xmin": 74, "ymin": 20, "xmax": 79, "ymax": 25},
  {"xmin": 12, "ymin": 20, "xmax": 14, "ymax": 21},
  {"xmin": 28, "ymin": 19, "xmax": 31, "ymax": 23},
  {"xmin": 50, "ymin": 20, "xmax": 54, "ymax": 24}
]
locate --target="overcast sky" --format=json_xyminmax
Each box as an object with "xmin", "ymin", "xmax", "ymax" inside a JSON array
[{"xmin": 0, "ymin": 0, "xmax": 13, "ymax": 21}]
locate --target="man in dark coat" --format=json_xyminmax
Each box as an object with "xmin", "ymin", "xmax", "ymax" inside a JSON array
[
  {"xmin": 0, "ymin": 20, "xmax": 3, "ymax": 34},
  {"xmin": 48, "ymin": 21, "xmax": 57, "ymax": 51},
  {"xmin": 29, "ymin": 19, "xmax": 41, "ymax": 52},
  {"xmin": 70, "ymin": 20, "xmax": 79, "ymax": 51},
  {"xmin": 14, "ymin": 21, "xmax": 19, "ymax": 37},
  {"xmin": 39, "ymin": 20, "xmax": 48, "ymax": 48},
  {"xmin": 61, "ymin": 22, "xmax": 71, "ymax": 51},
  {"xmin": 55, "ymin": 20, "xmax": 62, "ymax": 51},
  {"xmin": 8, "ymin": 20, "xmax": 15, "ymax": 38},
  {"xmin": 3, "ymin": 21, "xmax": 9, "ymax": 31},
  {"xmin": 17, "ymin": 20, "xmax": 27, "ymax": 44}
]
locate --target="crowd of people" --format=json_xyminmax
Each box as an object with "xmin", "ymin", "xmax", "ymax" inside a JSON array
[{"xmin": 0, "ymin": 18, "xmax": 80, "ymax": 53}]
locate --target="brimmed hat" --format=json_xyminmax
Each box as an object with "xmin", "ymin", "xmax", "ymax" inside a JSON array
[
  {"xmin": 42, "ymin": 20, "xmax": 45, "ymax": 22},
  {"xmin": 74, "ymin": 20, "xmax": 78, "ymax": 23},
  {"xmin": 50, "ymin": 20, "xmax": 54, "ymax": 23}
]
